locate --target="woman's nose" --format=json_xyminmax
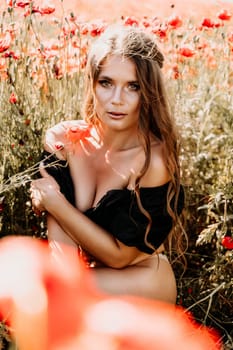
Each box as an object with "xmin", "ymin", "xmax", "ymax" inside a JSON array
[{"xmin": 111, "ymin": 86, "xmax": 123, "ymax": 105}]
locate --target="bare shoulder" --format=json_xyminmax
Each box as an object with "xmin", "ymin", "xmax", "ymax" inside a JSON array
[
  {"xmin": 140, "ymin": 142, "xmax": 170, "ymax": 187},
  {"xmin": 44, "ymin": 120, "xmax": 88, "ymax": 159}
]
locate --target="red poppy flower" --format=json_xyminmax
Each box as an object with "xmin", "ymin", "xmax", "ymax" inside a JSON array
[
  {"xmin": 217, "ymin": 9, "xmax": 232, "ymax": 21},
  {"xmin": 167, "ymin": 14, "xmax": 182, "ymax": 29},
  {"xmin": 0, "ymin": 236, "xmax": 222, "ymax": 350},
  {"xmin": 152, "ymin": 25, "xmax": 168, "ymax": 40},
  {"xmin": 187, "ymin": 287, "xmax": 193, "ymax": 295},
  {"xmin": 172, "ymin": 65, "xmax": 180, "ymax": 79},
  {"xmin": 178, "ymin": 47, "xmax": 195, "ymax": 57},
  {"xmin": 201, "ymin": 18, "xmax": 216, "ymax": 28},
  {"xmin": 9, "ymin": 92, "xmax": 17, "ymax": 104},
  {"xmin": 24, "ymin": 6, "xmax": 41, "ymax": 16},
  {"xmin": 80, "ymin": 23, "xmax": 89, "ymax": 35},
  {"xmin": 66, "ymin": 125, "xmax": 91, "ymax": 143},
  {"xmin": 16, "ymin": 0, "xmax": 31, "ymax": 8},
  {"xmin": 24, "ymin": 118, "xmax": 31, "ymax": 126},
  {"xmin": 39, "ymin": 2, "xmax": 55, "ymax": 15},
  {"xmin": 123, "ymin": 16, "xmax": 139, "ymax": 27},
  {"xmin": 0, "ymin": 32, "xmax": 11, "ymax": 53},
  {"xmin": 3, "ymin": 51, "xmax": 20, "ymax": 59},
  {"xmin": 221, "ymin": 236, "xmax": 233, "ymax": 250},
  {"xmin": 0, "ymin": 237, "xmax": 97, "ymax": 349},
  {"xmin": 6, "ymin": 0, "xmax": 13, "ymax": 7},
  {"xmin": 89, "ymin": 22, "xmax": 106, "ymax": 37},
  {"xmin": 141, "ymin": 18, "xmax": 151, "ymax": 28},
  {"xmin": 201, "ymin": 18, "xmax": 222, "ymax": 28}
]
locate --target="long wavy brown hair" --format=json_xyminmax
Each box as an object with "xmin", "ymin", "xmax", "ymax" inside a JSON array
[{"xmin": 82, "ymin": 24, "xmax": 187, "ymax": 264}]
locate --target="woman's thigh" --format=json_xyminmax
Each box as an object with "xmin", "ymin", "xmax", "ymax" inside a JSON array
[{"xmin": 92, "ymin": 255, "xmax": 177, "ymax": 304}]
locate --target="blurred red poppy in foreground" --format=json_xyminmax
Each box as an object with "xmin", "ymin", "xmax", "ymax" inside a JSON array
[{"xmin": 0, "ymin": 236, "xmax": 221, "ymax": 350}]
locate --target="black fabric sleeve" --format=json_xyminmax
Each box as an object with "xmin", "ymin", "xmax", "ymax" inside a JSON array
[
  {"xmin": 105, "ymin": 188, "xmax": 173, "ymax": 254},
  {"xmin": 40, "ymin": 151, "xmax": 76, "ymax": 206},
  {"xmin": 85, "ymin": 185, "xmax": 185, "ymax": 254}
]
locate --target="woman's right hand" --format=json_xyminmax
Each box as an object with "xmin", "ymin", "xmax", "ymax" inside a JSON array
[
  {"xmin": 30, "ymin": 164, "xmax": 62, "ymax": 213},
  {"xmin": 30, "ymin": 186, "xmax": 46, "ymax": 215}
]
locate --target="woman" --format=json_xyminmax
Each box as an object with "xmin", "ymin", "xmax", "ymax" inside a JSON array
[{"xmin": 31, "ymin": 24, "xmax": 185, "ymax": 303}]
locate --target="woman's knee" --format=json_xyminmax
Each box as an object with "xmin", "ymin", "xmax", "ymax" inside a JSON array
[{"xmin": 90, "ymin": 254, "xmax": 177, "ymax": 303}]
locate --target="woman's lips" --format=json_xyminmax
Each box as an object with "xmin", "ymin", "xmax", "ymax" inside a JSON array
[{"xmin": 108, "ymin": 112, "xmax": 126, "ymax": 119}]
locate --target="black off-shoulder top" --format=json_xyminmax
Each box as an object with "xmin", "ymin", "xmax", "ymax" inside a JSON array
[{"xmin": 41, "ymin": 152, "xmax": 184, "ymax": 254}]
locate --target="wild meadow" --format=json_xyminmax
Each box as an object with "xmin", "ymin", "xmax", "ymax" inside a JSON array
[{"xmin": 0, "ymin": 1, "xmax": 232, "ymax": 349}]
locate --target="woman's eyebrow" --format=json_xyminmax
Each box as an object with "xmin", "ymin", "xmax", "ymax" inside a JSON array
[
  {"xmin": 98, "ymin": 75, "xmax": 139, "ymax": 84},
  {"xmin": 98, "ymin": 75, "xmax": 112, "ymax": 80}
]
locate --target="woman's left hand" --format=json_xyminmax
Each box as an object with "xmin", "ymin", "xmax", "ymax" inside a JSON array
[{"xmin": 30, "ymin": 164, "xmax": 62, "ymax": 212}]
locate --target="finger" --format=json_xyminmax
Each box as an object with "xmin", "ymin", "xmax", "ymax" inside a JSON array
[
  {"xmin": 39, "ymin": 162, "xmax": 50, "ymax": 178},
  {"xmin": 30, "ymin": 181, "xmax": 38, "ymax": 191},
  {"xmin": 39, "ymin": 162, "xmax": 60, "ymax": 191},
  {"xmin": 31, "ymin": 194, "xmax": 46, "ymax": 213},
  {"xmin": 30, "ymin": 182, "xmax": 39, "ymax": 194}
]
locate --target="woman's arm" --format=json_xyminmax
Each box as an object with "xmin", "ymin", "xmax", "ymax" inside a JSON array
[
  {"xmin": 31, "ymin": 167, "xmax": 142, "ymax": 269},
  {"xmin": 47, "ymin": 214, "xmax": 78, "ymax": 248},
  {"xmin": 47, "ymin": 214, "xmax": 82, "ymax": 264},
  {"xmin": 50, "ymin": 193, "xmax": 141, "ymax": 268}
]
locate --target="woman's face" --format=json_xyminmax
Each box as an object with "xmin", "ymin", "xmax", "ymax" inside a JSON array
[{"xmin": 94, "ymin": 55, "xmax": 141, "ymax": 132}]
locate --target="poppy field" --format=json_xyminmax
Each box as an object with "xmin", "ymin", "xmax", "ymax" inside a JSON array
[{"xmin": 0, "ymin": 0, "xmax": 233, "ymax": 349}]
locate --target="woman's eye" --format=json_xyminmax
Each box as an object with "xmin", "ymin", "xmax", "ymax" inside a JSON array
[
  {"xmin": 128, "ymin": 83, "xmax": 140, "ymax": 91},
  {"xmin": 98, "ymin": 79, "xmax": 111, "ymax": 88}
]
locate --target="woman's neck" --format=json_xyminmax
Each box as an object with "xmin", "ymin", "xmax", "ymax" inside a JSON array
[{"xmin": 92, "ymin": 124, "xmax": 141, "ymax": 152}]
